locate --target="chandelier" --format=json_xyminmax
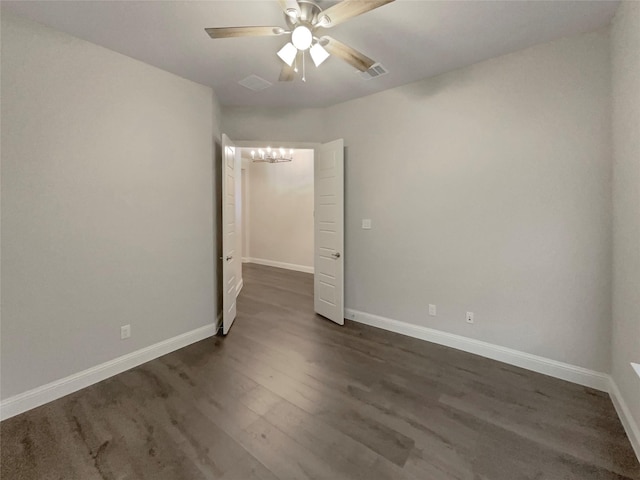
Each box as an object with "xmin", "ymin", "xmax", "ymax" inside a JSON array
[{"xmin": 252, "ymin": 147, "xmax": 294, "ymax": 163}]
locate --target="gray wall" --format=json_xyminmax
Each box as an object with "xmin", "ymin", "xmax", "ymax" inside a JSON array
[
  {"xmin": 611, "ymin": 0, "xmax": 640, "ymax": 437},
  {"xmin": 222, "ymin": 107, "xmax": 325, "ymax": 144},
  {"xmin": 1, "ymin": 13, "xmax": 220, "ymax": 399},
  {"xmin": 325, "ymin": 30, "xmax": 612, "ymax": 372},
  {"xmin": 223, "ymin": 30, "xmax": 613, "ymax": 373}
]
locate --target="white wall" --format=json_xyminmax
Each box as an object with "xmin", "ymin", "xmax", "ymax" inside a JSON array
[
  {"xmin": 225, "ymin": 30, "xmax": 612, "ymax": 373},
  {"xmin": 611, "ymin": 0, "xmax": 640, "ymax": 449},
  {"xmin": 244, "ymin": 150, "xmax": 314, "ymax": 271},
  {"xmin": 1, "ymin": 12, "xmax": 220, "ymax": 400}
]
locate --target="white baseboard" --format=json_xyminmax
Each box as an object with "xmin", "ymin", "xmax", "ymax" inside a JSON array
[
  {"xmin": 347, "ymin": 308, "xmax": 639, "ymax": 462},
  {"xmin": 0, "ymin": 323, "xmax": 217, "ymax": 421},
  {"xmin": 609, "ymin": 378, "xmax": 640, "ymax": 462},
  {"xmin": 244, "ymin": 257, "xmax": 314, "ymax": 274},
  {"xmin": 345, "ymin": 308, "xmax": 610, "ymax": 392}
]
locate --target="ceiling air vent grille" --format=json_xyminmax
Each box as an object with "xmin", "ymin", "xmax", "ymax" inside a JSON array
[
  {"xmin": 358, "ymin": 63, "xmax": 388, "ymax": 81},
  {"xmin": 238, "ymin": 74, "xmax": 273, "ymax": 91}
]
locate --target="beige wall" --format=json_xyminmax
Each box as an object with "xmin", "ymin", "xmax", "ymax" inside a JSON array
[
  {"xmin": 1, "ymin": 12, "xmax": 220, "ymax": 399},
  {"xmin": 244, "ymin": 150, "xmax": 314, "ymax": 271},
  {"xmin": 611, "ymin": 0, "xmax": 640, "ymax": 445},
  {"xmin": 241, "ymin": 168, "xmax": 249, "ymax": 259}
]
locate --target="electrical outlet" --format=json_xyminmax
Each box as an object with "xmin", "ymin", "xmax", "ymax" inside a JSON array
[
  {"xmin": 466, "ymin": 312, "xmax": 474, "ymax": 324},
  {"xmin": 429, "ymin": 304, "xmax": 436, "ymax": 316},
  {"xmin": 362, "ymin": 219, "xmax": 372, "ymax": 229},
  {"xmin": 120, "ymin": 324, "xmax": 131, "ymax": 339}
]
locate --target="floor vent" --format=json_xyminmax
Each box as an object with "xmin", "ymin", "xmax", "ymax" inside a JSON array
[
  {"xmin": 358, "ymin": 63, "xmax": 389, "ymax": 81},
  {"xmin": 238, "ymin": 74, "xmax": 273, "ymax": 91}
]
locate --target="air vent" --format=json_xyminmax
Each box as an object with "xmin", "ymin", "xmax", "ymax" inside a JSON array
[
  {"xmin": 358, "ymin": 63, "xmax": 388, "ymax": 81},
  {"xmin": 238, "ymin": 74, "xmax": 273, "ymax": 91}
]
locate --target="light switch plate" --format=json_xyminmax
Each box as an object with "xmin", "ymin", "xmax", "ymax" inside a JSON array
[
  {"xmin": 429, "ymin": 304, "xmax": 436, "ymax": 316},
  {"xmin": 362, "ymin": 219, "xmax": 372, "ymax": 229}
]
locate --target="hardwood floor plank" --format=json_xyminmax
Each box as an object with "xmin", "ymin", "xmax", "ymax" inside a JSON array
[
  {"xmin": 472, "ymin": 420, "xmax": 638, "ymax": 480},
  {"xmin": 1, "ymin": 263, "xmax": 638, "ymax": 480},
  {"xmin": 212, "ymin": 332, "xmax": 418, "ymax": 467},
  {"xmin": 261, "ymin": 399, "xmax": 415, "ymax": 480}
]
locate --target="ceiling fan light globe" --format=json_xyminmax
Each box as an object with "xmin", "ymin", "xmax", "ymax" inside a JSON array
[
  {"xmin": 291, "ymin": 25, "xmax": 312, "ymax": 50},
  {"xmin": 277, "ymin": 42, "xmax": 298, "ymax": 66},
  {"xmin": 310, "ymin": 43, "xmax": 330, "ymax": 67}
]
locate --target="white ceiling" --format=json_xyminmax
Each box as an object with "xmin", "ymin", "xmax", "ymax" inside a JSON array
[{"xmin": 2, "ymin": 0, "xmax": 619, "ymax": 108}]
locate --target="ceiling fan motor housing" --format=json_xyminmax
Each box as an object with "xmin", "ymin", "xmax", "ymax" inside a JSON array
[{"xmin": 286, "ymin": 0, "xmax": 323, "ymax": 28}]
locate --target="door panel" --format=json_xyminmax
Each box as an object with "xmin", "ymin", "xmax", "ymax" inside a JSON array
[
  {"xmin": 222, "ymin": 134, "xmax": 238, "ymax": 335},
  {"xmin": 314, "ymin": 139, "xmax": 344, "ymax": 325}
]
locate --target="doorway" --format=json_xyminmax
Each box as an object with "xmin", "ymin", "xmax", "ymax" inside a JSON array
[
  {"xmin": 240, "ymin": 147, "xmax": 315, "ymax": 277},
  {"xmin": 221, "ymin": 137, "xmax": 344, "ymax": 334}
]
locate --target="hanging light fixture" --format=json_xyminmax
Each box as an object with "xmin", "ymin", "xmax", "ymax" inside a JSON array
[{"xmin": 251, "ymin": 147, "xmax": 294, "ymax": 163}]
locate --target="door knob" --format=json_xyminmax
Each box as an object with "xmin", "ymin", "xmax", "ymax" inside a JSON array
[
  {"xmin": 226, "ymin": 255, "xmax": 233, "ymax": 261},
  {"xmin": 331, "ymin": 252, "xmax": 341, "ymax": 259}
]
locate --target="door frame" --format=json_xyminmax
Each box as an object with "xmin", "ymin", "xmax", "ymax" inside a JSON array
[
  {"xmin": 236, "ymin": 141, "xmax": 344, "ymax": 320},
  {"xmin": 235, "ymin": 141, "xmax": 321, "ymax": 153}
]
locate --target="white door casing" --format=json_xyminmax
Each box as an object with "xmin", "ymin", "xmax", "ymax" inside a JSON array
[
  {"xmin": 314, "ymin": 139, "xmax": 344, "ymax": 325},
  {"xmin": 222, "ymin": 134, "xmax": 238, "ymax": 334},
  {"xmin": 235, "ymin": 151, "xmax": 243, "ymax": 297}
]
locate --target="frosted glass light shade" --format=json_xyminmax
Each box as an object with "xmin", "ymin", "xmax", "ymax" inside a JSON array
[
  {"xmin": 291, "ymin": 25, "xmax": 312, "ymax": 51},
  {"xmin": 310, "ymin": 43, "xmax": 330, "ymax": 67},
  {"xmin": 277, "ymin": 42, "xmax": 298, "ymax": 66}
]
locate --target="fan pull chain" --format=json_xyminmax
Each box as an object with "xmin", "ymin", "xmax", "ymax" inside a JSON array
[{"xmin": 302, "ymin": 51, "xmax": 306, "ymax": 82}]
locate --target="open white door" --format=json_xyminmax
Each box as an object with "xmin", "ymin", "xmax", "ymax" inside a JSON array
[
  {"xmin": 314, "ymin": 139, "xmax": 344, "ymax": 325},
  {"xmin": 222, "ymin": 134, "xmax": 239, "ymax": 334}
]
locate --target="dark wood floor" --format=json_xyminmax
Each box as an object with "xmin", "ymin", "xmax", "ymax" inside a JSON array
[{"xmin": 2, "ymin": 263, "xmax": 639, "ymax": 480}]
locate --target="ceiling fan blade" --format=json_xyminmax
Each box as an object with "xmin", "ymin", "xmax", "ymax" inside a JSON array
[
  {"xmin": 205, "ymin": 26, "xmax": 286, "ymax": 39},
  {"xmin": 278, "ymin": 0, "xmax": 301, "ymax": 19},
  {"xmin": 279, "ymin": 64, "xmax": 295, "ymax": 81},
  {"xmin": 321, "ymin": 36, "xmax": 375, "ymax": 72},
  {"xmin": 317, "ymin": 0, "xmax": 395, "ymax": 28}
]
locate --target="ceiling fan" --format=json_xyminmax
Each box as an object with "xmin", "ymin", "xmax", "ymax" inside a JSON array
[{"xmin": 205, "ymin": 0, "xmax": 395, "ymax": 82}]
